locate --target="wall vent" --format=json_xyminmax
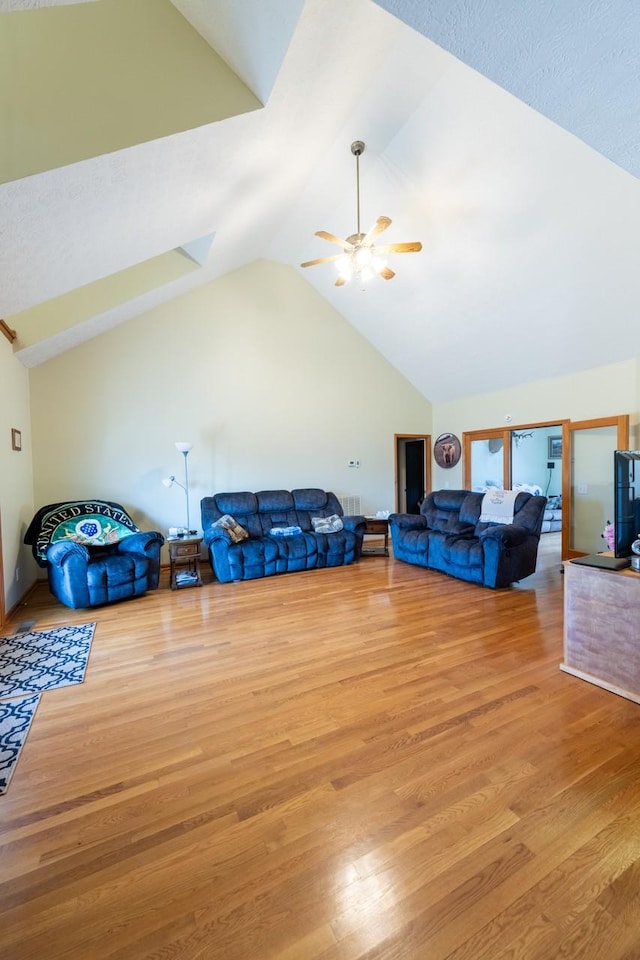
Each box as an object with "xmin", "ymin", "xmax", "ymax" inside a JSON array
[{"xmin": 339, "ymin": 495, "xmax": 361, "ymax": 515}]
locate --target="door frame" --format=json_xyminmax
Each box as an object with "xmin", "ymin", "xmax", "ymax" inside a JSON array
[
  {"xmin": 561, "ymin": 415, "xmax": 629, "ymax": 559},
  {"xmin": 462, "ymin": 419, "xmax": 570, "ymax": 490},
  {"xmin": 394, "ymin": 434, "xmax": 431, "ymax": 512}
]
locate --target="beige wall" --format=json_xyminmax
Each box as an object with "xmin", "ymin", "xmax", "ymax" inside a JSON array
[
  {"xmin": 431, "ymin": 359, "xmax": 640, "ymax": 490},
  {"xmin": 0, "ymin": 335, "xmax": 34, "ymax": 612},
  {"xmin": 1, "ymin": 0, "xmax": 261, "ymax": 184},
  {"xmin": 29, "ymin": 260, "xmax": 433, "ymax": 561}
]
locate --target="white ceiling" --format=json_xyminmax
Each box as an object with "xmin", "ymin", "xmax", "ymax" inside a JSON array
[{"xmin": 2, "ymin": 0, "xmax": 640, "ymax": 403}]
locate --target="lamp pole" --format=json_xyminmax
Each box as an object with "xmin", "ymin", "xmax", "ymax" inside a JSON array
[{"xmin": 175, "ymin": 442, "xmax": 193, "ymax": 531}]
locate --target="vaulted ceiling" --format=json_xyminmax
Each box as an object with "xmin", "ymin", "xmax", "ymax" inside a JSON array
[{"xmin": 2, "ymin": 0, "xmax": 640, "ymax": 403}]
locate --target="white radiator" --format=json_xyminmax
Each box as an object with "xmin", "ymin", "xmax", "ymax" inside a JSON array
[{"xmin": 339, "ymin": 495, "xmax": 362, "ymax": 515}]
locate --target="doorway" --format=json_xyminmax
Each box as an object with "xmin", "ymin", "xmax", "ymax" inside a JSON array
[
  {"xmin": 395, "ymin": 435, "xmax": 430, "ymax": 513},
  {"xmin": 562, "ymin": 416, "xmax": 629, "ymax": 559}
]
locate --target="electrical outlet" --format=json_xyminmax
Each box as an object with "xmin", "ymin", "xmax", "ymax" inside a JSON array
[
  {"xmin": 15, "ymin": 568, "xmax": 20, "ymax": 583},
  {"xmin": 577, "ymin": 483, "xmax": 588, "ymax": 495},
  {"xmin": 547, "ymin": 461, "xmax": 555, "ymax": 470}
]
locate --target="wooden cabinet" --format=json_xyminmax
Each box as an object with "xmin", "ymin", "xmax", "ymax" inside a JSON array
[{"xmin": 562, "ymin": 559, "xmax": 640, "ymax": 703}]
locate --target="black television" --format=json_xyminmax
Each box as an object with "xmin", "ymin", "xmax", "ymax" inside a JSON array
[{"xmin": 614, "ymin": 450, "xmax": 640, "ymax": 557}]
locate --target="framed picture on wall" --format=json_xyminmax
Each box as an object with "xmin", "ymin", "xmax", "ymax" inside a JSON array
[
  {"xmin": 434, "ymin": 433, "xmax": 461, "ymax": 469},
  {"xmin": 548, "ymin": 436, "xmax": 562, "ymax": 459}
]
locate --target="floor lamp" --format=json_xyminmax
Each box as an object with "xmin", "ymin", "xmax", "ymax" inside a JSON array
[{"xmin": 162, "ymin": 441, "xmax": 193, "ymax": 532}]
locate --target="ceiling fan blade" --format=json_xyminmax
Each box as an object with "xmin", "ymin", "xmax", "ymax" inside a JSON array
[
  {"xmin": 315, "ymin": 231, "xmax": 355, "ymax": 251},
  {"xmin": 378, "ymin": 266, "xmax": 395, "ymax": 280},
  {"xmin": 300, "ymin": 254, "xmax": 342, "ymax": 268},
  {"xmin": 362, "ymin": 216, "xmax": 392, "ymax": 246},
  {"xmin": 374, "ymin": 241, "xmax": 423, "ymax": 255}
]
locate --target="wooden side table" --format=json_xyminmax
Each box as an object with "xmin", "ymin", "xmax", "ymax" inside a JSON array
[
  {"xmin": 362, "ymin": 517, "xmax": 389, "ymax": 556},
  {"xmin": 167, "ymin": 536, "xmax": 203, "ymax": 589}
]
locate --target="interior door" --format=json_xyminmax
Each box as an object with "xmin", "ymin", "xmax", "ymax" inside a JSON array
[
  {"xmin": 405, "ymin": 440, "xmax": 425, "ymax": 514},
  {"xmin": 395, "ymin": 434, "xmax": 431, "ymax": 512},
  {"xmin": 562, "ymin": 415, "xmax": 629, "ymax": 559}
]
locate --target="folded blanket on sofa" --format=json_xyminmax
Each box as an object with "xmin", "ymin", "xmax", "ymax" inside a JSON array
[
  {"xmin": 479, "ymin": 489, "xmax": 519, "ymax": 524},
  {"xmin": 311, "ymin": 514, "xmax": 344, "ymax": 533}
]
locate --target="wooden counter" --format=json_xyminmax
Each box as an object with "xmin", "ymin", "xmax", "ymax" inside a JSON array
[{"xmin": 562, "ymin": 558, "xmax": 640, "ymax": 704}]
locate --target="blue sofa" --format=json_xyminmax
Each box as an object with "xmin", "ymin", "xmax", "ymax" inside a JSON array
[
  {"xmin": 24, "ymin": 500, "xmax": 164, "ymax": 609},
  {"xmin": 201, "ymin": 488, "xmax": 366, "ymax": 583},
  {"xmin": 389, "ymin": 489, "xmax": 547, "ymax": 588}
]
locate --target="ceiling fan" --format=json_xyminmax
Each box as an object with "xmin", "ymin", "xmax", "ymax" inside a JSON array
[{"xmin": 300, "ymin": 140, "xmax": 423, "ymax": 286}]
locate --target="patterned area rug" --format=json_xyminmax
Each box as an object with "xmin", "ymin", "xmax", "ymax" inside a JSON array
[
  {"xmin": 0, "ymin": 695, "xmax": 41, "ymax": 794},
  {"xmin": 0, "ymin": 622, "xmax": 95, "ymax": 794}
]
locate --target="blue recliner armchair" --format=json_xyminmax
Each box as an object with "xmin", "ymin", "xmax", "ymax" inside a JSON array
[{"xmin": 24, "ymin": 500, "xmax": 165, "ymax": 609}]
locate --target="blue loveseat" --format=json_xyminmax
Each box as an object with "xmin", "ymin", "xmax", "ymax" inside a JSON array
[
  {"xmin": 201, "ymin": 488, "xmax": 366, "ymax": 583},
  {"xmin": 389, "ymin": 489, "xmax": 547, "ymax": 588}
]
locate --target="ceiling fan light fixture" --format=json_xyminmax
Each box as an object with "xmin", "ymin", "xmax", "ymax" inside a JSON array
[
  {"xmin": 336, "ymin": 255, "xmax": 352, "ymax": 280},
  {"xmin": 300, "ymin": 141, "xmax": 422, "ymax": 286},
  {"xmin": 354, "ymin": 245, "xmax": 373, "ymax": 269}
]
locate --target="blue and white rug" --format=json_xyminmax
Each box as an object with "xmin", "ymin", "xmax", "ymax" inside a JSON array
[
  {"xmin": 0, "ymin": 695, "xmax": 40, "ymax": 794},
  {"xmin": 0, "ymin": 622, "xmax": 95, "ymax": 699},
  {"xmin": 0, "ymin": 622, "xmax": 95, "ymax": 793}
]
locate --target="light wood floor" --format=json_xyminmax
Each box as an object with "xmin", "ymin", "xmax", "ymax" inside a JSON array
[{"xmin": 2, "ymin": 536, "xmax": 640, "ymax": 960}]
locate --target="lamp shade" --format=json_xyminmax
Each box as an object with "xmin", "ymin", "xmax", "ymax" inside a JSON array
[{"xmin": 175, "ymin": 442, "xmax": 193, "ymax": 454}]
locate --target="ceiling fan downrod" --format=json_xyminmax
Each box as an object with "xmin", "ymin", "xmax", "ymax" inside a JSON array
[{"xmin": 351, "ymin": 140, "xmax": 365, "ymax": 239}]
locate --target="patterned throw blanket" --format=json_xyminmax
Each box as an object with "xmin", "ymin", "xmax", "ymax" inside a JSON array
[
  {"xmin": 24, "ymin": 500, "xmax": 139, "ymax": 566},
  {"xmin": 479, "ymin": 489, "xmax": 519, "ymax": 525}
]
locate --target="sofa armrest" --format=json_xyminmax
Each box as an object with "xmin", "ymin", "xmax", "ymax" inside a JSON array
[
  {"xmin": 118, "ymin": 531, "xmax": 165, "ymax": 555},
  {"xmin": 204, "ymin": 525, "xmax": 234, "ymax": 547},
  {"xmin": 389, "ymin": 513, "xmax": 427, "ymax": 532},
  {"xmin": 342, "ymin": 514, "xmax": 366, "ymax": 536},
  {"xmin": 46, "ymin": 540, "xmax": 90, "ymax": 568},
  {"xmin": 479, "ymin": 524, "xmax": 529, "ymax": 548}
]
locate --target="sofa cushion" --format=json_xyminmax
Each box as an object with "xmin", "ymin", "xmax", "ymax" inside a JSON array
[
  {"xmin": 422, "ymin": 490, "xmax": 476, "ymax": 535},
  {"xmin": 474, "ymin": 491, "xmax": 539, "ymax": 535},
  {"xmin": 273, "ymin": 532, "xmax": 319, "ymax": 572},
  {"xmin": 213, "ymin": 492, "xmax": 258, "ymax": 517},
  {"xmin": 225, "ymin": 536, "xmax": 279, "ymax": 580},
  {"xmin": 292, "ymin": 488, "xmax": 332, "ymax": 511},
  {"xmin": 459, "ymin": 492, "xmax": 483, "ymax": 526},
  {"xmin": 257, "ymin": 490, "xmax": 295, "ymax": 512},
  {"xmin": 437, "ymin": 535, "xmax": 484, "ymax": 568}
]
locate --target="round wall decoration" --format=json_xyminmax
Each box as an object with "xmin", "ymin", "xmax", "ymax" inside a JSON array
[{"xmin": 434, "ymin": 432, "xmax": 461, "ymax": 469}]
